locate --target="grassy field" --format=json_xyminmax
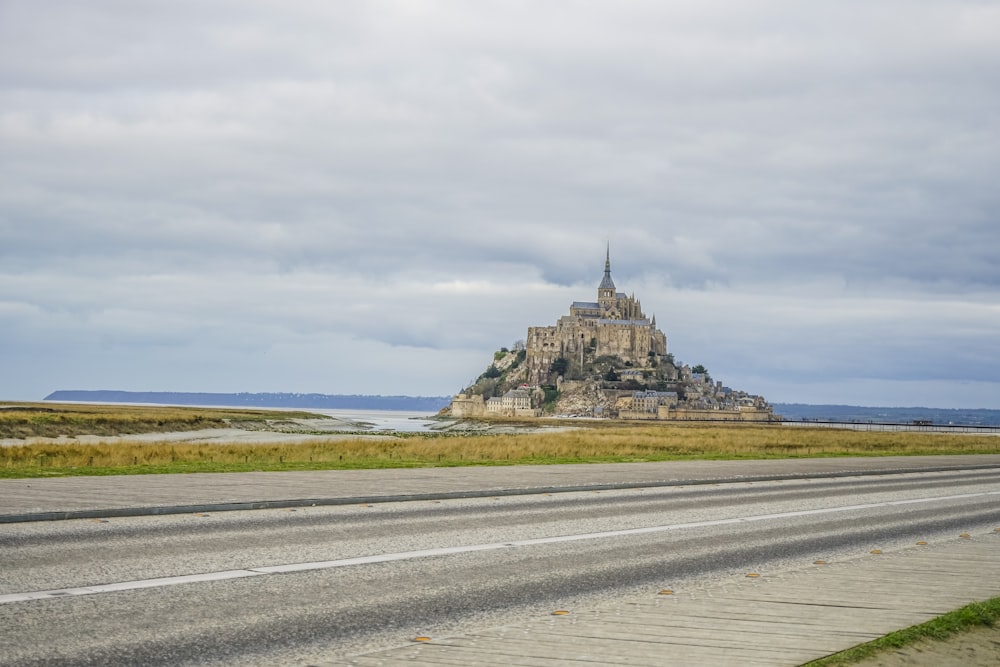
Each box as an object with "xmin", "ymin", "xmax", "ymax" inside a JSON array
[
  {"xmin": 0, "ymin": 402, "xmax": 321, "ymax": 439},
  {"xmin": 2, "ymin": 402, "xmax": 999, "ymax": 478}
]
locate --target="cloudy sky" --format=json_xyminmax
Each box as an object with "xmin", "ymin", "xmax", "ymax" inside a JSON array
[{"xmin": 2, "ymin": 1, "xmax": 998, "ymax": 408}]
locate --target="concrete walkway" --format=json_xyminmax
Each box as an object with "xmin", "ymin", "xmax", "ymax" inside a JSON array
[
  {"xmin": 4, "ymin": 455, "xmax": 1000, "ymax": 522},
  {"xmin": 330, "ymin": 534, "xmax": 1000, "ymax": 666}
]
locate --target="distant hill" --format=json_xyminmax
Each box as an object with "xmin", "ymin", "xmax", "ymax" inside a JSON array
[
  {"xmin": 773, "ymin": 403, "xmax": 1000, "ymax": 427},
  {"xmin": 44, "ymin": 390, "xmax": 451, "ymax": 412}
]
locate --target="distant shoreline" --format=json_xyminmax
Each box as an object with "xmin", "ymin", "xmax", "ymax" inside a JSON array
[
  {"xmin": 774, "ymin": 403, "xmax": 1000, "ymax": 427},
  {"xmin": 36, "ymin": 391, "xmax": 1000, "ymax": 427},
  {"xmin": 43, "ymin": 390, "xmax": 451, "ymax": 413}
]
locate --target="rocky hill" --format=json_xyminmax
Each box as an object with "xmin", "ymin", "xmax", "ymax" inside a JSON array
[
  {"xmin": 459, "ymin": 347, "xmax": 532, "ymax": 399},
  {"xmin": 447, "ymin": 252, "xmax": 774, "ymax": 420},
  {"xmin": 449, "ymin": 344, "xmax": 773, "ymax": 420}
]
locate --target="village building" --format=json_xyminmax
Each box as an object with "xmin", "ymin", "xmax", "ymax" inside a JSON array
[{"xmin": 485, "ymin": 389, "xmax": 536, "ymax": 417}]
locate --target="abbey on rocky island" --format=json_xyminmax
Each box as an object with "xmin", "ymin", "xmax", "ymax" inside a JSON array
[{"xmin": 451, "ymin": 248, "xmax": 776, "ymax": 421}]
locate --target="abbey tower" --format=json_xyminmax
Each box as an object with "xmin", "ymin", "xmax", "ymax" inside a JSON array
[{"xmin": 525, "ymin": 247, "xmax": 668, "ymax": 386}]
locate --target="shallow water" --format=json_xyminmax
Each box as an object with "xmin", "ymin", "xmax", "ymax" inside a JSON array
[{"xmin": 311, "ymin": 409, "xmax": 442, "ymax": 432}]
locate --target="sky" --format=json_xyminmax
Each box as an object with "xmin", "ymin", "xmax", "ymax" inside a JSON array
[{"xmin": 2, "ymin": 1, "xmax": 999, "ymax": 409}]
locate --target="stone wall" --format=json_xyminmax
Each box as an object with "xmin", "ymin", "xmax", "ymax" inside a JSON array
[
  {"xmin": 618, "ymin": 410, "xmax": 660, "ymax": 420},
  {"xmin": 525, "ymin": 325, "xmax": 561, "ymax": 385},
  {"xmin": 657, "ymin": 406, "xmax": 776, "ymax": 422},
  {"xmin": 450, "ymin": 393, "xmax": 485, "ymax": 418}
]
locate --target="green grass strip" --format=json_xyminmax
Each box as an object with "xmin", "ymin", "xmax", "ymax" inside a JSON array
[{"xmin": 803, "ymin": 596, "xmax": 1000, "ymax": 666}]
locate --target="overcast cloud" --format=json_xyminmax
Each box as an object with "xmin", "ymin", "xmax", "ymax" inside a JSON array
[{"xmin": 2, "ymin": 1, "xmax": 998, "ymax": 408}]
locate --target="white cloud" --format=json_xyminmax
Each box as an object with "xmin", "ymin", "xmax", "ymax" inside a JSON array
[{"xmin": 2, "ymin": 1, "xmax": 999, "ymax": 406}]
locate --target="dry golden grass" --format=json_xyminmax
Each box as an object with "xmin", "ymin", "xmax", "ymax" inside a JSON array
[
  {"xmin": 3, "ymin": 422, "xmax": 999, "ymax": 476},
  {"xmin": 0, "ymin": 402, "xmax": 320, "ymax": 439},
  {"xmin": 406, "ymin": 424, "xmax": 1000, "ymax": 461}
]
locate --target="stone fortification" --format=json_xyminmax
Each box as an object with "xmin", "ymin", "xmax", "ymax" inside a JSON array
[
  {"xmin": 450, "ymin": 393, "xmax": 485, "ymax": 418},
  {"xmin": 449, "ymin": 248, "xmax": 776, "ymax": 422},
  {"xmin": 526, "ymin": 247, "xmax": 666, "ymax": 386}
]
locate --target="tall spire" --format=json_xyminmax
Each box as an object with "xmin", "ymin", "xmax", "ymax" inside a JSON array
[{"xmin": 599, "ymin": 243, "xmax": 615, "ymax": 290}]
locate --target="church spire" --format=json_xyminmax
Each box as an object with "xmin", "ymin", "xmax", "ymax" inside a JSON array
[{"xmin": 599, "ymin": 243, "xmax": 615, "ymax": 290}]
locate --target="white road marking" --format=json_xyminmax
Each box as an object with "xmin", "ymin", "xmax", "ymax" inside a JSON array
[{"xmin": 2, "ymin": 489, "xmax": 997, "ymax": 605}]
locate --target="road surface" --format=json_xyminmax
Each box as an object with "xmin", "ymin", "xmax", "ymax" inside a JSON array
[{"xmin": 3, "ymin": 465, "xmax": 999, "ymax": 665}]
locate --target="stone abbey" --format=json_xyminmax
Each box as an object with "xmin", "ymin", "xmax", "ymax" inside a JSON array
[
  {"xmin": 450, "ymin": 247, "xmax": 775, "ymax": 421},
  {"xmin": 525, "ymin": 247, "xmax": 667, "ymax": 386}
]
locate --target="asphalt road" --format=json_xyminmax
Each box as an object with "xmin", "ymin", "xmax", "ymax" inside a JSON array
[{"xmin": 3, "ymin": 466, "xmax": 1000, "ymax": 666}]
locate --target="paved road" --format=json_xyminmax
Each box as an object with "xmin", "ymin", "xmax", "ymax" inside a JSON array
[
  {"xmin": 4, "ymin": 455, "xmax": 1000, "ymax": 521},
  {"xmin": 3, "ymin": 462, "xmax": 999, "ymax": 666}
]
